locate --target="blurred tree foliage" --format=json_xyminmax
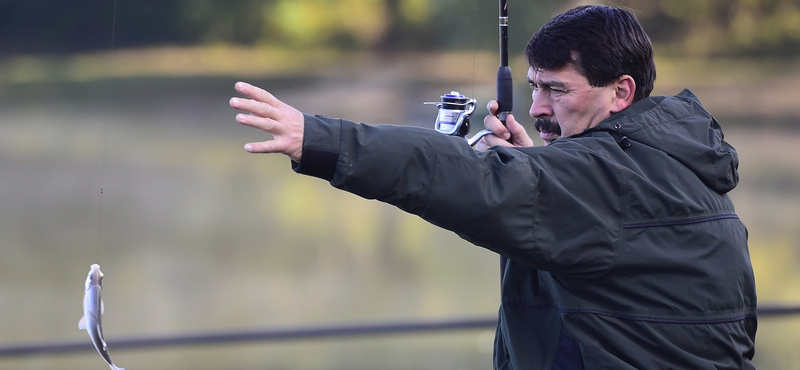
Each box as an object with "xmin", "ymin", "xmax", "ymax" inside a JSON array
[
  {"xmin": 617, "ymin": 0, "xmax": 800, "ymax": 57},
  {"xmin": 1, "ymin": 0, "xmax": 798, "ymax": 57}
]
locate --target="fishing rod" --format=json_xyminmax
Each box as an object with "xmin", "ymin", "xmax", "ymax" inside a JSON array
[
  {"xmin": 496, "ymin": 0, "xmax": 513, "ymax": 125},
  {"xmin": 2, "ymin": 306, "xmax": 799, "ymax": 357},
  {"xmin": 427, "ymin": 0, "xmax": 513, "ymax": 146}
]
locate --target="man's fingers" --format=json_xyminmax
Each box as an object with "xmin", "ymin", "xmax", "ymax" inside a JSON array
[
  {"xmin": 231, "ymin": 82, "xmax": 286, "ymax": 120},
  {"xmin": 486, "ymin": 100, "xmax": 498, "ymax": 115},
  {"xmin": 235, "ymin": 81, "xmax": 280, "ymax": 107},
  {"xmin": 244, "ymin": 139, "xmax": 287, "ymax": 154},
  {"xmin": 482, "ymin": 133, "xmax": 513, "ymax": 148},
  {"xmin": 484, "ymin": 114, "xmax": 511, "ymax": 140},
  {"xmin": 478, "ymin": 113, "xmax": 534, "ymax": 149},
  {"xmin": 236, "ymin": 113, "xmax": 284, "ymax": 135},
  {"xmin": 233, "ymin": 81, "xmax": 305, "ymax": 162},
  {"xmin": 504, "ymin": 114, "xmax": 534, "ymax": 147},
  {"xmin": 230, "ymin": 97, "xmax": 280, "ymax": 120}
]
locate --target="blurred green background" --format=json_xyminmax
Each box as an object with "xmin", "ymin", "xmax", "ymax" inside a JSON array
[{"xmin": 1, "ymin": 0, "xmax": 800, "ymax": 369}]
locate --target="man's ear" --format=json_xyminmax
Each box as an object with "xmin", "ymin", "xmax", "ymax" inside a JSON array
[{"xmin": 610, "ymin": 75, "xmax": 636, "ymax": 113}]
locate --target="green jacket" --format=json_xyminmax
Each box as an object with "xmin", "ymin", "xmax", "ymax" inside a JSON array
[{"xmin": 294, "ymin": 89, "xmax": 757, "ymax": 369}]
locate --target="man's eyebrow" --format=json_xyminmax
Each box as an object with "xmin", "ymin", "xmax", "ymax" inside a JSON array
[{"xmin": 526, "ymin": 76, "xmax": 568, "ymax": 89}]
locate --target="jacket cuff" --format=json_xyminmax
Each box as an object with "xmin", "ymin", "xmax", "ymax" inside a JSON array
[{"xmin": 292, "ymin": 114, "xmax": 341, "ymax": 181}]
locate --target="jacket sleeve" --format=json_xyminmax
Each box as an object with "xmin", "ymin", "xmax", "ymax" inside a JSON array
[{"xmin": 293, "ymin": 114, "xmax": 617, "ymax": 279}]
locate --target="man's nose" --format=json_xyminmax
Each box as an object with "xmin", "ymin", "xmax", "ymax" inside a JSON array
[{"xmin": 529, "ymin": 90, "xmax": 553, "ymax": 119}]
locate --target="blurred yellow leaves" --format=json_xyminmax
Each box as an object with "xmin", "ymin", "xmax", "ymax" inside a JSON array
[
  {"xmin": 729, "ymin": 1, "xmax": 800, "ymax": 47},
  {"xmin": 270, "ymin": 0, "xmax": 388, "ymax": 47},
  {"xmin": 621, "ymin": 0, "xmax": 800, "ymax": 56},
  {"xmin": 400, "ymin": 0, "xmax": 430, "ymax": 24},
  {"xmin": 659, "ymin": 0, "xmax": 714, "ymax": 20},
  {"xmin": 268, "ymin": 0, "xmax": 431, "ymax": 47}
]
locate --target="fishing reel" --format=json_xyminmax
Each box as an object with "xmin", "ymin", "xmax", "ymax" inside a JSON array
[
  {"xmin": 425, "ymin": 91, "xmax": 476, "ymax": 138},
  {"xmin": 425, "ymin": 1, "xmax": 513, "ymax": 147},
  {"xmin": 425, "ymin": 91, "xmax": 493, "ymax": 146}
]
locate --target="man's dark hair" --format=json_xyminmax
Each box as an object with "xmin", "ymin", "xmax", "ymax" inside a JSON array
[{"xmin": 525, "ymin": 5, "xmax": 656, "ymax": 102}]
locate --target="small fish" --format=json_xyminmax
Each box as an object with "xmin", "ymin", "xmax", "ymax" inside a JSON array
[{"xmin": 79, "ymin": 264, "xmax": 125, "ymax": 370}]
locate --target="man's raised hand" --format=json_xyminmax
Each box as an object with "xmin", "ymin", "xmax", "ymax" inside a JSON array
[
  {"xmin": 475, "ymin": 100, "xmax": 534, "ymax": 151},
  {"xmin": 230, "ymin": 82, "xmax": 305, "ymax": 162}
]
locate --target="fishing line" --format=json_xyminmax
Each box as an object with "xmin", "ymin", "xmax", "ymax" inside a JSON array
[
  {"xmin": 96, "ymin": 0, "xmax": 118, "ymax": 263},
  {"xmin": 471, "ymin": 0, "xmax": 477, "ymax": 100}
]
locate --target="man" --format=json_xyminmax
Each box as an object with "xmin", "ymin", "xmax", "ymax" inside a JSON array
[{"xmin": 230, "ymin": 4, "xmax": 757, "ymax": 369}]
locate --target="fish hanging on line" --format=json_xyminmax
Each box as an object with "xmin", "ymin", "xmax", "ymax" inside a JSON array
[{"xmin": 79, "ymin": 264, "xmax": 125, "ymax": 370}]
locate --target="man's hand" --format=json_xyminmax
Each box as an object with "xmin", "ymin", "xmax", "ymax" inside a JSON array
[
  {"xmin": 475, "ymin": 100, "xmax": 534, "ymax": 151},
  {"xmin": 230, "ymin": 81, "xmax": 305, "ymax": 162}
]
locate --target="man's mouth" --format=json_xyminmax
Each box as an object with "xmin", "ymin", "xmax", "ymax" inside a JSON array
[{"xmin": 535, "ymin": 119, "xmax": 561, "ymax": 142}]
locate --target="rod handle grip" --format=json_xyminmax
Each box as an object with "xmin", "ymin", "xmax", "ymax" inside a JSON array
[{"xmin": 496, "ymin": 66, "xmax": 513, "ymax": 125}]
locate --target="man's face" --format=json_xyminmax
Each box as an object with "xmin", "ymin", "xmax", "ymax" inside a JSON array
[{"xmin": 527, "ymin": 65, "xmax": 618, "ymax": 138}]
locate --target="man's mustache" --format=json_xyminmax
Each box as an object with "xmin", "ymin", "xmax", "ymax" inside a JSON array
[{"xmin": 535, "ymin": 119, "xmax": 561, "ymax": 135}]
